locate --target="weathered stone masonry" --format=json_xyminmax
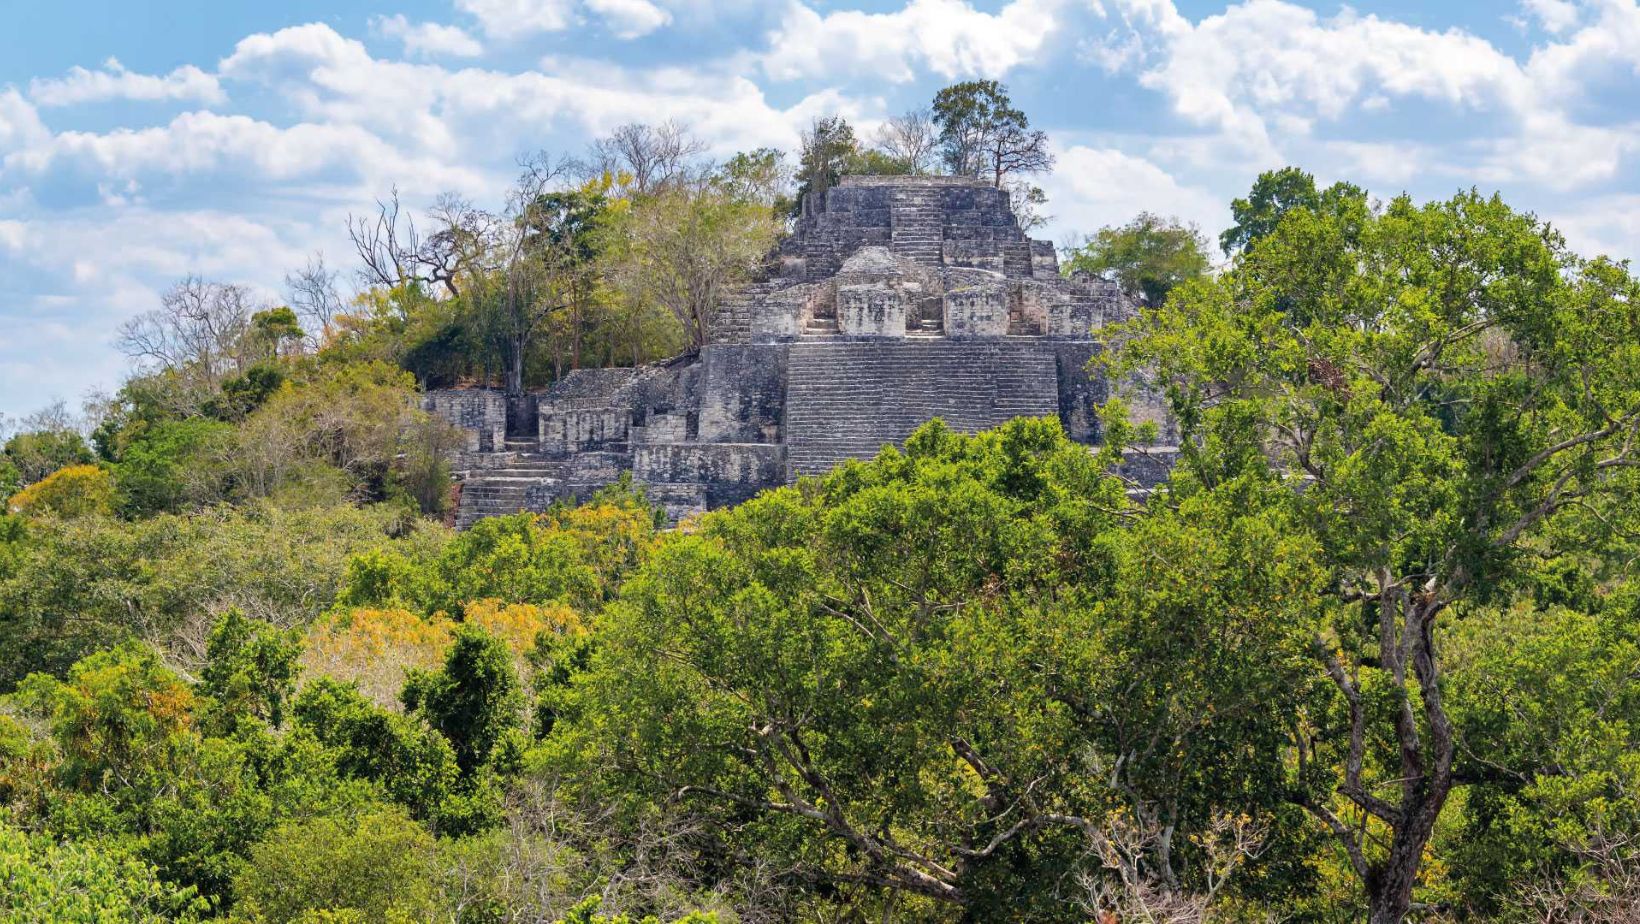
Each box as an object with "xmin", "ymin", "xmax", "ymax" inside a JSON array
[{"xmin": 428, "ymin": 175, "xmax": 1171, "ymax": 528}]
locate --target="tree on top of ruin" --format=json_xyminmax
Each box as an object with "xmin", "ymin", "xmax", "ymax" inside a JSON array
[{"xmin": 930, "ymin": 80, "xmax": 1053, "ymax": 188}]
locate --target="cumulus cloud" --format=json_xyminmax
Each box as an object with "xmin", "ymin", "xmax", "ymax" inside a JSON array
[
  {"xmin": 10, "ymin": 112, "xmax": 399, "ymax": 182},
  {"xmin": 1521, "ymin": 0, "xmax": 1582, "ymax": 34},
  {"xmin": 456, "ymin": 0, "xmax": 673, "ymax": 39},
  {"xmin": 373, "ymin": 15, "xmax": 485, "ymax": 57},
  {"xmin": 586, "ymin": 0, "xmax": 672, "ymax": 38},
  {"xmin": 0, "ymin": 89, "xmax": 50, "ymax": 154},
  {"xmin": 28, "ymin": 58, "xmax": 226, "ymax": 108},
  {"xmin": 457, "ymin": 0, "xmax": 578, "ymax": 37},
  {"xmin": 1041, "ymin": 145, "xmax": 1224, "ymax": 242},
  {"xmin": 1102, "ymin": 2, "xmax": 1527, "ymax": 149},
  {"xmin": 762, "ymin": 0, "xmax": 1067, "ymax": 83}
]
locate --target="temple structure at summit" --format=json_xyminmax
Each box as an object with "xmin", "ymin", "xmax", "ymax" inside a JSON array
[{"xmin": 426, "ymin": 174, "xmax": 1170, "ymax": 526}]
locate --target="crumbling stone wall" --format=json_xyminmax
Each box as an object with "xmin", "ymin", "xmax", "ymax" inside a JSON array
[{"xmin": 423, "ymin": 389, "xmax": 506, "ymax": 453}]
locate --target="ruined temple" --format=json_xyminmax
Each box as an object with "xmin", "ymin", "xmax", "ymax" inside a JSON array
[{"xmin": 427, "ymin": 175, "xmax": 1168, "ymax": 527}]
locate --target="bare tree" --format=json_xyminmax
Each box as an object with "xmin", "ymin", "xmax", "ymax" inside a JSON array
[
  {"xmin": 346, "ymin": 188, "xmax": 479, "ymax": 298},
  {"xmin": 874, "ymin": 109, "xmax": 938, "ymax": 174},
  {"xmin": 117, "ymin": 276, "xmax": 259, "ymax": 388},
  {"xmin": 1518, "ymin": 834, "xmax": 1640, "ymax": 923},
  {"xmin": 1075, "ymin": 813, "xmax": 1267, "ymax": 924},
  {"xmin": 285, "ymin": 254, "xmax": 346, "ymax": 341},
  {"xmin": 589, "ymin": 120, "xmax": 705, "ymax": 194}
]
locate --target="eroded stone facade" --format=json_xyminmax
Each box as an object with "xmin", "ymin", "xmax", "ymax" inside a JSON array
[{"xmin": 431, "ymin": 175, "xmax": 1168, "ymax": 527}]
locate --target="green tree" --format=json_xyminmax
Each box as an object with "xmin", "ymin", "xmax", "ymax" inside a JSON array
[
  {"xmin": 1218, "ymin": 165, "xmax": 1367, "ymax": 255},
  {"xmin": 111, "ymin": 416, "xmax": 234, "ymax": 515},
  {"xmin": 201, "ymin": 610, "xmax": 302, "ymax": 730},
  {"xmin": 3, "ymin": 425, "xmax": 94, "ymax": 486},
  {"xmin": 232, "ymin": 807, "xmax": 437, "ymax": 923},
  {"xmin": 15, "ymin": 642, "xmax": 195, "ymax": 801},
  {"xmin": 552, "ymin": 419, "xmax": 1313, "ymax": 918},
  {"xmin": 205, "ymin": 362, "xmax": 286, "ymax": 422},
  {"xmin": 252, "ymin": 306, "xmax": 305, "ymax": 360},
  {"xmin": 293, "ymin": 678, "xmax": 463, "ymax": 826},
  {"xmin": 404, "ymin": 624, "xmax": 524, "ymax": 778},
  {"xmin": 554, "ymin": 897, "xmax": 718, "ymax": 924},
  {"xmin": 1063, "ymin": 212, "xmax": 1211, "ymax": 308},
  {"xmin": 1105, "ymin": 187, "xmax": 1640, "ymax": 922},
  {"xmin": 0, "ymin": 822, "xmax": 205, "ymax": 923},
  {"xmin": 930, "ymin": 80, "xmax": 1052, "ymax": 187}
]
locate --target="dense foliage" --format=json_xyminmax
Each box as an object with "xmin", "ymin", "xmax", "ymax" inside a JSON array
[{"xmin": 1, "ymin": 152, "xmax": 1637, "ymax": 922}]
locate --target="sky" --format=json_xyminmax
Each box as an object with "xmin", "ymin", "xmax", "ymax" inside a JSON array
[{"xmin": 3, "ymin": 0, "xmax": 1640, "ymax": 419}]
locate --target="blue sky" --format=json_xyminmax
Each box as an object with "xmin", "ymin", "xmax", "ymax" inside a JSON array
[{"xmin": 3, "ymin": 0, "xmax": 1639, "ymax": 419}]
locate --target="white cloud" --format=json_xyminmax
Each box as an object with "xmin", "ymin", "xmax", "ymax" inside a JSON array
[
  {"xmin": 28, "ymin": 58, "xmax": 226, "ymax": 108},
  {"xmin": 456, "ymin": 0, "xmax": 673, "ymax": 39},
  {"xmin": 457, "ymin": 0, "xmax": 578, "ymax": 37},
  {"xmin": 1113, "ymin": 2, "xmax": 1526, "ymax": 148},
  {"xmin": 1041, "ymin": 145, "xmax": 1224, "ymax": 242},
  {"xmin": 0, "ymin": 220, "xmax": 23, "ymax": 252},
  {"xmin": 586, "ymin": 0, "xmax": 672, "ymax": 38},
  {"xmin": 373, "ymin": 15, "xmax": 485, "ymax": 57},
  {"xmin": 1521, "ymin": 0, "xmax": 1582, "ymax": 34},
  {"xmin": 9, "ymin": 112, "xmax": 392, "ymax": 181},
  {"xmin": 762, "ymin": 0, "xmax": 1067, "ymax": 82},
  {"xmin": 0, "ymin": 89, "xmax": 49, "ymax": 154}
]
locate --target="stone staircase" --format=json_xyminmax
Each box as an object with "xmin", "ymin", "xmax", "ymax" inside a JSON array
[
  {"xmin": 804, "ymin": 315, "xmax": 840, "ymax": 335},
  {"xmin": 454, "ymin": 446, "xmax": 633, "ymax": 529},
  {"xmin": 784, "ymin": 339, "xmax": 1060, "ymax": 478},
  {"xmin": 712, "ymin": 281, "xmax": 782, "ymax": 342},
  {"xmin": 1002, "ymin": 241, "xmax": 1034, "ymax": 278},
  {"xmin": 890, "ymin": 187, "xmax": 945, "ymax": 267},
  {"xmin": 455, "ymin": 456, "xmax": 568, "ymax": 529}
]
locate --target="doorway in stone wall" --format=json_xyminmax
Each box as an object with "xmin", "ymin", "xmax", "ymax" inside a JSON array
[{"xmin": 505, "ymin": 393, "xmax": 538, "ymax": 441}]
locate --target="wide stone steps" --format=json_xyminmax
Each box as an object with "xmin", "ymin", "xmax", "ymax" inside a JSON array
[{"xmin": 784, "ymin": 339, "xmax": 1061, "ymax": 478}]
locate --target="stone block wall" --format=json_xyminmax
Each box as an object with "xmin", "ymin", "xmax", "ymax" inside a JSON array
[
  {"xmin": 540, "ymin": 408, "xmax": 629, "ymax": 454},
  {"xmin": 838, "ymin": 284, "xmax": 908, "ymax": 337},
  {"xmin": 423, "ymin": 389, "xmax": 507, "ymax": 453},
  {"xmin": 783, "ymin": 339, "xmax": 1062, "ymax": 478},
  {"xmin": 633, "ymin": 443, "xmax": 785, "ymax": 486},
  {"xmin": 944, "ymin": 284, "xmax": 1010, "ymax": 338},
  {"xmin": 696, "ymin": 344, "xmax": 788, "ymax": 443}
]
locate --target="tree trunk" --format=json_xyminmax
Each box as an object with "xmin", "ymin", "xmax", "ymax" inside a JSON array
[{"xmin": 506, "ymin": 337, "xmax": 526, "ymax": 397}]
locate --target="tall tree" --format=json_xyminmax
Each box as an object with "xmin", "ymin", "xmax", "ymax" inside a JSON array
[
  {"xmin": 1063, "ymin": 212, "xmax": 1211, "ymax": 308},
  {"xmin": 603, "ymin": 173, "xmax": 781, "ymax": 352},
  {"xmin": 1218, "ymin": 166, "xmax": 1366, "ymax": 256},
  {"xmin": 1106, "ymin": 187, "xmax": 1640, "ymax": 923},
  {"xmin": 116, "ymin": 277, "xmax": 260, "ymax": 401},
  {"xmin": 930, "ymin": 80, "xmax": 1053, "ymax": 187}
]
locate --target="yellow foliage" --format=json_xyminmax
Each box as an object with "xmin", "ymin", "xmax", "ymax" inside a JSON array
[
  {"xmin": 538, "ymin": 499, "xmax": 661, "ymax": 599},
  {"xmin": 303, "ymin": 601, "xmax": 584, "ymax": 708},
  {"xmin": 302, "ymin": 608, "xmax": 451, "ymax": 708},
  {"xmin": 7, "ymin": 465, "xmax": 115, "ymax": 518},
  {"xmin": 462, "ymin": 599, "xmax": 584, "ymax": 654}
]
